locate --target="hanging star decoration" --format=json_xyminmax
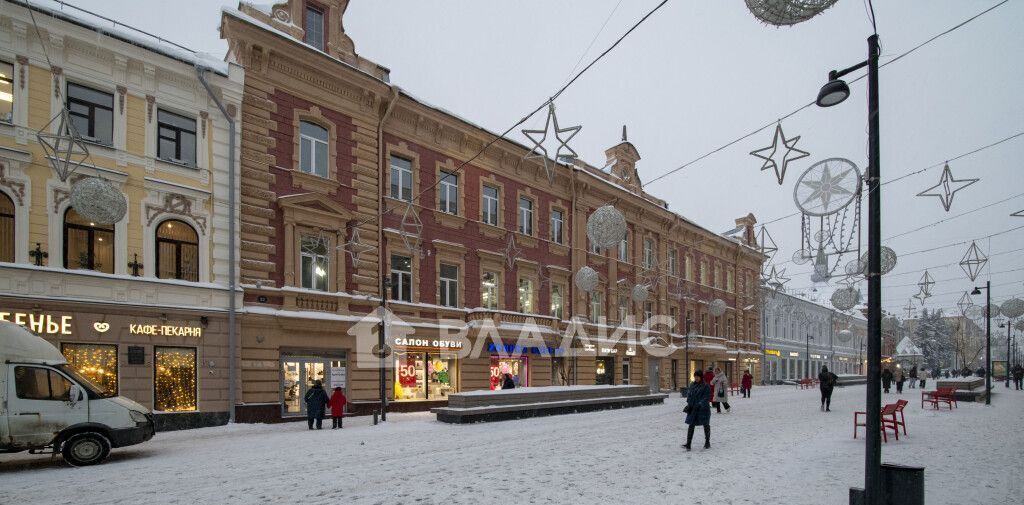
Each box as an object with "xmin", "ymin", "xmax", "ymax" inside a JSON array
[
  {"xmin": 916, "ymin": 163, "xmax": 979, "ymax": 212},
  {"xmin": 904, "ymin": 299, "xmax": 917, "ymax": 319},
  {"xmin": 341, "ymin": 227, "xmax": 377, "ymax": 267},
  {"xmin": 750, "ymin": 123, "xmax": 809, "ymax": 185},
  {"xmin": 521, "ymin": 101, "xmax": 581, "ymax": 184},
  {"xmin": 761, "ymin": 265, "xmax": 790, "ymax": 295},
  {"xmin": 795, "ymin": 159, "xmax": 858, "ymax": 216},
  {"xmin": 503, "ymin": 233, "xmax": 522, "ymax": 270},
  {"xmin": 956, "ymin": 291, "xmax": 974, "ymax": 316},
  {"xmin": 399, "ymin": 203, "xmax": 424, "ymax": 257},
  {"xmin": 756, "ymin": 226, "xmax": 778, "ymax": 268},
  {"xmin": 639, "ymin": 258, "xmax": 665, "ymax": 290},
  {"xmin": 913, "ymin": 270, "xmax": 935, "ymax": 305},
  {"xmin": 1011, "ymin": 209, "xmax": 1024, "ymax": 218},
  {"xmin": 959, "ymin": 241, "xmax": 988, "ymax": 282}
]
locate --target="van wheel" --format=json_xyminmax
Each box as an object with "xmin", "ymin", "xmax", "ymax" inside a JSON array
[{"xmin": 61, "ymin": 432, "xmax": 110, "ymax": 466}]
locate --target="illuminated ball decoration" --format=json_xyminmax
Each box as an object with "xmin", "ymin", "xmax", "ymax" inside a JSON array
[
  {"xmin": 70, "ymin": 177, "xmax": 127, "ymax": 225},
  {"xmin": 745, "ymin": 0, "xmax": 839, "ymax": 27},
  {"xmin": 586, "ymin": 205, "xmax": 627, "ymax": 250},
  {"xmin": 709, "ymin": 298, "xmax": 727, "ymax": 317},
  {"xmin": 830, "ymin": 287, "xmax": 860, "ymax": 311},
  {"xmin": 1000, "ymin": 298, "xmax": 1024, "ymax": 319},
  {"xmin": 574, "ymin": 266, "xmax": 599, "ymax": 293},
  {"xmin": 631, "ymin": 284, "xmax": 650, "ymax": 303},
  {"xmin": 850, "ymin": 246, "xmax": 898, "ymax": 277},
  {"xmin": 837, "ymin": 329, "xmax": 853, "ymax": 343}
]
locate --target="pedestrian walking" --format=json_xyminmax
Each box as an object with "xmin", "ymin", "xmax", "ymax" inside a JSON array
[
  {"xmin": 908, "ymin": 366, "xmax": 917, "ymax": 389},
  {"xmin": 895, "ymin": 371, "xmax": 905, "ymax": 394},
  {"xmin": 304, "ymin": 379, "xmax": 330, "ymax": 430},
  {"xmin": 1012, "ymin": 365, "xmax": 1024, "ymax": 390},
  {"xmin": 704, "ymin": 368, "xmax": 715, "ymax": 405},
  {"xmin": 502, "ymin": 373, "xmax": 516, "ymax": 390},
  {"xmin": 741, "ymin": 370, "xmax": 753, "ymax": 398},
  {"xmin": 328, "ymin": 386, "xmax": 347, "ymax": 429},
  {"xmin": 881, "ymin": 368, "xmax": 893, "ymax": 394},
  {"xmin": 683, "ymin": 370, "xmax": 712, "ymax": 451},
  {"xmin": 711, "ymin": 367, "xmax": 731, "ymax": 413},
  {"xmin": 818, "ymin": 365, "xmax": 838, "ymax": 412}
]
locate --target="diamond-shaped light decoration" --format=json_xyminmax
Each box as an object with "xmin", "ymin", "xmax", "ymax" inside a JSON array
[
  {"xmin": 37, "ymin": 108, "xmax": 91, "ymax": 182},
  {"xmin": 957, "ymin": 292, "xmax": 974, "ymax": 316},
  {"xmin": 399, "ymin": 204, "xmax": 424, "ymax": 257},
  {"xmin": 959, "ymin": 241, "xmax": 988, "ymax": 282},
  {"xmin": 504, "ymin": 233, "xmax": 522, "ymax": 271},
  {"xmin": 341, "ymin": 226, "xmax": 376, "ymax": 267}
]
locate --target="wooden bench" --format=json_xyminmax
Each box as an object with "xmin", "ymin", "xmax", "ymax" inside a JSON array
[
  {"xmin": 854, "ymin": 403, "xmax": 901, "ymax": 443},
  {"xmin": 432, "ymin": 385, "xmax": 668, "ymax": 423},
  {"xmin": 922, "ymin": 387, "xmax": 958, "ymax": 409}
]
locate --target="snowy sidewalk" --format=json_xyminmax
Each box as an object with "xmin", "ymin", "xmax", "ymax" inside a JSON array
[{"xmin": 1, "ymin": 385, "xmax": 1021, "ymax": 504}]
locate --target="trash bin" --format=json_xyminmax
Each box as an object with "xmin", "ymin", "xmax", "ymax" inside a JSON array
[{"xmin": 849, "ymin": 464, "xmax": 924, "ymax": 505}]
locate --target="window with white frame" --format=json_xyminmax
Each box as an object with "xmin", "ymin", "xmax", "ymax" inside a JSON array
[
  {"xmin": 390, "ymin": 254, "xmax": 412, "ymax": 302},
  {"xmin": 668, "ymin": 249, "xmax": 678, "ymax": 276},
  {"xmin": 481, "ymin": 271, "xmax": 498, "ymax": 309},
  {"xmin": 550, "ymin": 285, "xmax": 564, "ymax": 319},
  {"xmin": 439, "ymin": 263, "xmax": 458, "ymax": 307},
  {"xmin": 643, "ymin": 238, "xmax": 654, "ymax": 269},
  {"xmin": 157, "ymin": 109, "xmax": 197, "ymax": 166},
  {"xmin": 481, "ymin": 185, "xmax": 499, "ymax": 226},
  {"xmin": 617, "ymin": 295, "xmax": 629, "ymax": 322},
  {"xmin": 518, "ymin": 278, "xmax": 534, "ymax": 313},
  {"xmin": 67, "ymin": 82, "xmax": 113, "ymax": 145},
  {"xmin": 390, "ymin": 156, "xmax": 413, "ymax": 201},
  {"xmin": 299, "ymin": 121, "xmax": 328, "ymax": 177},
  {"xmin": 618, "ymin": 231, "xmax": 629, "ymax": 262},
  {"xmin": 0, "ymin": 62, "xmax": 13, "ymax": 123},
  {"xmin": 439, "ymin": 171, "xmax": 458, "ymax": 215},
  {"xmin": 550, "ymin": 208, "xmax": 564, "ymax": 244},
  {"xmin": 643, "ymin": 301, "xmax": 653, "ymax": 322},
  {"xmin": 304, "ymin": 5, "xmax": 325, "ymax": 51},
  {"xmin": 518, "ymin": 197, "xmax": 533, "ymax": 236},
  {"xmin": 300, "ymin": 235, "xmax": 329, "ymax": 291},
  {"xmin": 590, "ymin": 291, "xmax": 604, "ymax": 323},
  {"xmin": 685, "ymin": 255, "xmax": 693, "ymax": 281},
  {"xmin": 700, "ymin": 261, "xmax": 708, "ymax": 285}
]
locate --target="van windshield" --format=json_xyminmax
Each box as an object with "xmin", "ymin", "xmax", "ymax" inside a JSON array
[{"xmin": 56, "ymin": 364, "xmax": 116, "ymax": 399}]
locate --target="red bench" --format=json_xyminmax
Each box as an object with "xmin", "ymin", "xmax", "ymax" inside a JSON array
[
  {"xmin": 728, "ymin": 383, "xmax": 742, "ymax": 395},
  {"xmin": 921, "ymin": 387, "xmax": 957, "ymax": 410},
  {"xmin": 893, "ymin": 399, "xmax": 908, "ymax": 436},
  {"xmin": 854, "ymin": 403, "xmax": 901, "ymax": 443},
  {"xmin": 797, "ymin": 378, "xmax": 815, "ymax": 389}
]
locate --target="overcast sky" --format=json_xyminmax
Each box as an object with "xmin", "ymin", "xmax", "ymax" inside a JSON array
[{"xmin": 55, "ymin": 0, "xmax": 1024, "ymax": 318}]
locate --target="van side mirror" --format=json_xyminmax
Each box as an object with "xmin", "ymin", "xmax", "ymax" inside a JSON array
[{"xmin": 69, "ymin": 384, "xmax": 85, "ymax": 404}]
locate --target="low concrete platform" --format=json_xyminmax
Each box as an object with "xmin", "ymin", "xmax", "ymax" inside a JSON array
[
  {"xmin": 933, "ymin": 377, "xmax": 989, "ymax": 402},
  {"xmin": 432, "ymin": 385, "xmax": 667, "ymax": 424}
]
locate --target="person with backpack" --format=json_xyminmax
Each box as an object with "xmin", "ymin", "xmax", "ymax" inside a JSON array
[
  {"xmin": 683, "ymin": 370, "xmax": 712, "ymax": 451},
  {"xmin": 819, "ymin": 365, "xmax": 838, "ymax": 412},
  {"xmin": 304, "ymin": 379, "xmax": 330, "ymax": 430},
  {"xmin": 328, "ymin": 386, "xmax": 347, "ymax": 429}
]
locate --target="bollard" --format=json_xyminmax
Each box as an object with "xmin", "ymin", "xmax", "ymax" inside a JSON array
[
  {"xmin": 373, "ymin": 410, "xmax": 379, "ymax": 425},
  {"xmin": 881, "ymin": 463, "xmax": 924, "ymax": 505}
]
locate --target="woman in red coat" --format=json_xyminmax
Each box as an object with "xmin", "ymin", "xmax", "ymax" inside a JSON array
[
  {"xmin": 328, "ymin": 387, "xmax": 347, "ymax": 429},
  {"xmin": 741, "ymin": 370, "xmax": 753, "ymax": 398},
  {"xmin": 703, "ymin": 368, "xmax": 715, "ymax": 405}
]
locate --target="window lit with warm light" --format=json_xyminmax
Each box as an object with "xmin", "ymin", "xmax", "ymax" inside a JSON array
[
  {"xmin": 62, "ymin": 343, "xmax": 118, "ymax": 395},
  {"xmin": 300, "ymin": 234, "xmax": 329, "ymax": 291},
  {"xmin": 64, "ymin": 207, "xmax": 114, "ymax": 273},
  {"xmin": 481, "ymin": 271, "xmax": 498, "ymax": 309},
  {"xmin": 0, "ymin": 191, "xmax": 13, "ymax": 262},
  {"xmin": 154, "ymin": 346, "xmax": 196, "ymax": 412},
  {"xmin": 157, "ymin": 220, "xmax": 199, "ymax": 281}
]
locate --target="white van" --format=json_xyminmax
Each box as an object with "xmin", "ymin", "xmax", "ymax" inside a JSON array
[{"xmin": 1, "ymin": 321, "xmax": 154, "ymax": 466}]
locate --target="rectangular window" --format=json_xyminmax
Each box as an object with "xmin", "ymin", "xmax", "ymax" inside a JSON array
[
  {"xmin": 670, "ymin": 306, "xmax": 678, "ymax": 326},
  {"xmin": 700, "ymin": 313, "xmax": 707, "ymax": 335},
  {"xmin": 589, "ymin": 238, "xmax": 601, "ymax": 254},
  {"xmin": 518, "ymin": 278, "xmax": 534, "ymax": 313},
  {"xmin": 300, "ymin": 235, "xmax": 329, "ymax": 291},
  {"xmin": 686, "ymin": 310, "xmax": 694, "ymax": 332},
  {"xmin": 644, "ymin": 301, "xmax": 653, "ymax": 322},
  {"xmin": 550, "ymin": 209, "xmax": 564, "ymax": 244},
  {"xmin": 62, "ymin": 343, "xmax": 118, "ymax": 396},
  {"xmin": 618, "ymin": 231, "xmax": 629, "ymax": 262},
  {"xmin": 394, "ymin": 351, "xmax": 459, "ymax": 400},
  {"xmin": 643, "ymin": 239, "xmax": 654, "ymax": 269},
  {"xmin": 0, "ymin": 61, "xmax": 13, "ymax": 123},
  {"xmin": 550, "ymin": 285, "xmax": 564, "ymax": 319},
  {"xmin": 481, "ymin": 271, "xmax": 498, "ymax": 309},
  {"xmin": 668, "ymin": 249, "xmax": 678, "ymax": 276},
  {"xmin": 299, "ymin": 121, "xmax": 329, "ymax": 177},
  {"xmin": 154, "ymin": 347, "xmax": 196, "ymax": 412},
  {"xmin": 14, "ymin": 366, "xmax": 72, "ymax": 401},
  {"xmin": 0, "ymin": 192, "xmax": 13, "ymax": 262},
  {"xmin": 66, "ymin": 82, "xmax": 113, "ymax": 145},
  {"xmin": 439, "ymin": 263, "xmax": 459, "ymax": 307},
  {"xmin": 714, "ymin": 266, "xmax": 722, "ymax": 289},
  {"xmin": 685, "ymin": 256, "xmax": 693, "ymax": 281},
  {"xmin": 518, "ymin": 197, "xmax": 533, "ymax": 236},
  {"xmin": 714, "ymin": 317, "xmax": 721, "ymax": 337},
  {"xmin": 727, "ymin": 270, "xmax": 735, "ymax": 292},
  {"xmin": 438, "ymin": 171, "xmax": 459, "ymax": 215},
  {"xmin": 390, "ymin": 254, "xmax": 412, "ymax": 302},
  {"xmin": 700, "ymin": 262, "xmax": 708, "ymax": 285},
  {"xmin": 482, "ymin": 185, "xmax": 499, "ymax": 226},
  {"xmin": 304, "ymin": 5, "xmax": 325, "ymax": 51},
  {"xmin": 617, "ymin": 295, "xmax": 629, "ymax": 322},
  {"xmin": 390, "ymin": 156, "xmax": 413, "ymax": 201},
  {"xmin": 157, "ymin": 109, "xmax": 197, "ymax": 166},
  {"xmin": 590, "ymin": 291, "xmax": 604, "ymax": 323}
]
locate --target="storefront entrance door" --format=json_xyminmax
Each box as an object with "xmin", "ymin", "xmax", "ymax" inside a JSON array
[
  {"xmin": 595, "ymin": 357, "xmax": 614, "ymax": 385},
  {"xmin": 281, "ymin": 355, "xmax": 344, "ymax": 417},
  {"xmin": 648, "ymin": 358, "xmax": 659, "ymax": 393}
]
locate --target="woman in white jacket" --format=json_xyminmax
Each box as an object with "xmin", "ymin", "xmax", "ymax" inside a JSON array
[{"xmin": 711, "ymin": 368, "xmax": 731, "ymax": 413}]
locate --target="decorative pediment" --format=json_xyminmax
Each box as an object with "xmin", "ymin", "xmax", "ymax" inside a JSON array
[
  {"xmin": 146, "ymin": 193, "xmax": 208, "ymax": 234},
  {"xmin": 278, "ymin": 192, "xmax": 352, "ymax": 229}
]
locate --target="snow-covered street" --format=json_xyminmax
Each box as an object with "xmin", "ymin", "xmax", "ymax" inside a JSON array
[{"xmin": 2, "ymin": 384, "xmax": 1021, "ymax": 505}]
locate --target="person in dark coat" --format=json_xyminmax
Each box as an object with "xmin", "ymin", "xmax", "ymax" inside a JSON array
[
  {"xmin": 962, "ymin": 366, "xmax": 972, "ymax": 377},
  {"xmin": 328, "ymin": 387, "xmax": 347, "ymax": 429},
  {"xmin": 683, "ymin": 370, "xmax": 712, "ymax": 451},
  {"xmin": 881, "ymin": 368, "xmax": 893, "ymax": 393},
  {"xmin": 501, "ymin": 373, "xmax": 516, "ymax": 390},
  {"xmin": 1012, "ymin": 365, "xmax": 1024, "ymax": 390},
  {"xmin": 908, "ymin": 366, "xmax": 917, "ymax": 389},
  {"xmin": 741, "ymin": 370, "xmax": 753, "ymax": 398},
  {"xmin": 304, "ymin": 380, "xmax": 330, "ymax": 430},
  {"xmin": 895, "ymin": 371, "xmax": 905, "ymax": 394},
  {"xmin": 818, "ymin": 366, "xmax": 838, "ymax": 412}
]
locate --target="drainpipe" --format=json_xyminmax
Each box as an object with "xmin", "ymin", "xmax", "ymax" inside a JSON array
[
  {"xmin": 376, "ymin": 84, "xmax": 400, "ymax": 418},
  {"xmin": 197, "ymin": 66, "xmax": 237, "ymax": 423}
]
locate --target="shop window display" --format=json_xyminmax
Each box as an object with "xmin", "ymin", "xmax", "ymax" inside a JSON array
[
  {"xmin": 154, "ymin": 346, "xmax": 196, "ymax": 412},
  {"xmin": 595, "ymin": 357, "xmax": 614, "ymax": 385},
  {"xmin": 61, "ymin": 343, "xmax": 118, "ymax": 395},
  {"xmin": 394, "ymin": 352, "xmax": 458, "ymax": 401},
  {"xmin": 489, "ymin": 356, "xmax": 527, "ymax": 390}
]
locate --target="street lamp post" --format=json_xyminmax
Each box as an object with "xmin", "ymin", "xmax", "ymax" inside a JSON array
[
  {"xmin": 817, "ymin": 33, "xmax": 882, "ymax": 503},
  {"xmin": 806, "ymin": 334, "xmax": 815, "ymax": 379},
  {"xmin": 379, "ymin": 276, "xmax": 393, "ymax": 421},
  {"xmin": 1000, "ymin": 320, "xmax": 1011, "ymax": 388},
  {"xmin": 970, "ymin": 281, "xmax": 991, "ymax": 405}
]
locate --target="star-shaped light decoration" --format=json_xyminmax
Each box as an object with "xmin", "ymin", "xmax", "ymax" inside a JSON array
[
  {"xmin": 904, "ymin": 299, "xmax": 917, "ymax": 319},
  {"xmin": 639, "ymin": 258, "xmax": 665, "ymax": 290},
  {"xmin": 756, "ymin": 226, "xmax": 778, "ymax": 268},
  {"xmin": 916, "ymin": 163, "xmax": 979, "ymax": 212},
  {"xmin": 956, "ymin": 291, "xmax": 974, "ymax": 316},
  {"xmin": 913, "ymin": 270, "xmax": 935, "ymax": 305},
  {"xmin": 959, "ymin": 241, "xmax": 988, "ymax": 282},
  {"xmin": 521, "ymin": 102, "xmax": 581, "ymax": 184},
  {"xmin": 37, "ymin": 108, "xmax": 91, "ymax": 182},
  {"xmin": 399, "ymin": 204, "xmax": 424, "ymax": 257},
  {"xmin": 503, "ymin": 233, "xmax": 522, "ymax": 271},
  {"xmin": 750, "ymin": 123, "xmax": 809, "ymax": 185},
  {"xmin": 1012, "ymin": 209, "xmax": 1024, "ymax": 218},
  {"xmin": 341, "ymin": 227, "xmax": 377, "ymax": 267},
  {"xmin": 798, "ymin": 161, "xmax": 856, "ymax": 215},
  {"xmin": 761, "ymin": 265, "xmax": 790, "ymax": 296}
]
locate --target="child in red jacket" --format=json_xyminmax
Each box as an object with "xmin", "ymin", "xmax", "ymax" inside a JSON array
[{"xmin": 328, "ymin": 387, "xmax": 347, "ymax": 429}]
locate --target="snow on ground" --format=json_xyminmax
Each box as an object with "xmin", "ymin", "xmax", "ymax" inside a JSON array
[{"xmin": 2, "ymin": 385, "xmax": 1021, "ymax": 505}]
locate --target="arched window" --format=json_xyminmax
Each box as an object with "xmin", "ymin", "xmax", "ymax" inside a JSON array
[
  {"xmin": 64, "ymin": 207, "xmax": 114, "ymax": 273},
  {"xmin": 0, "ymin": 192, "xmax": 13, "ymax": 262},
  {"xmin": 299, "ymin": 121, "xmax": 328, "ymax": 177},
  {"xmin": 156, "ymin": 220, "xmax": 199, "ymax": 281}
]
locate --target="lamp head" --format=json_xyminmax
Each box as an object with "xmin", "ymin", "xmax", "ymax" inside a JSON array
[
  {"xmin": 971, "ymin": 287, "xmax": 982, "ymax": 295},
  {"xmin": 816, "ymin": 75, "xmax": 850, "ymax": 107}
]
